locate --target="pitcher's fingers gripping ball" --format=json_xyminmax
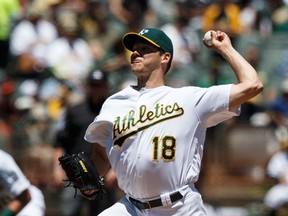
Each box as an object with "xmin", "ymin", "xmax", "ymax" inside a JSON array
[
  {"xmin": 58, "ymin": 152, "xmax": 105, "ymax": 200},
  {"xmin": 203, "ymin": 30, "xmax": 215, "ymax": 46}
]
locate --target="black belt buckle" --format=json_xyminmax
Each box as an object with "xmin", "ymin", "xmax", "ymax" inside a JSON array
[{"xmin": 170, "ymin": 191, "xmax": 183, "ymax": 203}]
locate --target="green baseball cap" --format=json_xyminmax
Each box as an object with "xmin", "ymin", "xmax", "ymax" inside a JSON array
[{"xmin": 122, "ymin": 28, "xmax": 173, "ymax": 71}]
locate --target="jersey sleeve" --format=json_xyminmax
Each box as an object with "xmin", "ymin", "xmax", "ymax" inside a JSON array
[
  {"xmin": 84, "ymin": 98, "xmax": 114, "ymax": 147},
  {"xmin": 193, "ymin": 84, "xmax": 240, "ymax": 128},
  {"xmin": 84, "ymin": 87, "xmax": 132, "ymax": 147},
  {"xmin": 85, "ymin": 120, "xmax": 113, "ymax": 147},
  {"xmin": 0, "ymin": 150, "xmax": 30, "ymax": 198}
]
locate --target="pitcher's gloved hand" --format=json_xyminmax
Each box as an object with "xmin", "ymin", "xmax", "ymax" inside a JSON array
[{"xmin": 58, "ymin": 152, "xmax": 105, "ymax": 200}]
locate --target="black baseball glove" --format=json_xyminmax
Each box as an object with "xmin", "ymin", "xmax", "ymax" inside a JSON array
[{"xmin": 58, "ymin": 152, "xmax": 105, "ymax": 200}]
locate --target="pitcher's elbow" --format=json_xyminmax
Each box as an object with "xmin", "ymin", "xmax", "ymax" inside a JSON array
[
  {"xmin": 253, "ymin": 79, "xmax": 264, "ymax": 95},
  {"xmin": 257, "ymin": 79, "xmax": 264, "ymax": 92}
]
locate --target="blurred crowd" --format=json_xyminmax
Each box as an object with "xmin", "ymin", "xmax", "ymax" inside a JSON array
[{"xmin": 1, "ymin": 0, "xmax": 288, "ymax": 215}]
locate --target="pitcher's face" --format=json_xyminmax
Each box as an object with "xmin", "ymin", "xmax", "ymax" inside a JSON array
[{"xmin": 130, "ymin": 40, "xmax": 163, "ymax": 76}]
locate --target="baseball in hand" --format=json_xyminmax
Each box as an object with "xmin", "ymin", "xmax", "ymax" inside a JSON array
[{"xmin": 203, "ymin": 30, "xmax": 214, "ymax": 46}]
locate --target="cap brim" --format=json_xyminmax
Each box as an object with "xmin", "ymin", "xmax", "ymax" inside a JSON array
[{"xmin": 122, "ymin": 32, "xmax": 160, "ymax": 51}]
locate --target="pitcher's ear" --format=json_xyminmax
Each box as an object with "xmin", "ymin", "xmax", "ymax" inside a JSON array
[
  {"xmin": 162, "ymin": 52, "xmax": 171, "ymax": 62},
  {"xmin": 161, "ymin": 52, "xmax": 172, "ymax": 74}
]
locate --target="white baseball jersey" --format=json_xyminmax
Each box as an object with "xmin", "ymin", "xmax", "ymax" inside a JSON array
[
  {"xmin": 0, "ymin": 150, "xmax": 45, "ymax": 216},
  {"xmin": 85, "ymin": 85, "xmax": 239, "ymax": 199}
]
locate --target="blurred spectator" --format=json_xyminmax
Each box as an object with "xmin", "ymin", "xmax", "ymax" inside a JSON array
[
  {"xmin": 249, "ymin": 0, "xmax": 273, "ymax": 38},
  {"xmin": 201, "ymin": 0, "xmax": 242, "ymax": 41},
  {"xmin": 147, "ymin": 0, "xmax": 177, "ymax": 25},
  {"xmin": 161, "ymin": 14, "xmax": 201, "ymax": 86},
  {"xmin": 8, "ymin": 82, "xmax": 46, "ymax": 159},
  {"xmin": 0, "ymin": 0, "xmax": 21, "ymax": 70},
  {"xmin": 269, "ymin": 79, "xmax": 288, "ymax": 128},
  {"xmin": 79, "ymin": 1, "xmax": 111, "ymax": 40},
  {"xmin": 108, "ymin": 0, "xmax": 148, "ymax": 32},
  {"xmin": 200, "ymin": 0, "xmax": 243, "ymax": 88},
  {"xmin": 9, "ymin": 3, "xmax": 58, "ymax": 77},
  {"xmin": 267, "ymin": 0, "xmax": 288, "ymax": 32},
  {"xmin": 264, "ymin": 138, "xmax": 288, "ymax": 216},
  {"xmin": 0, "ymin": 78, "xmax": 16, "ymax": 124},
  {"xmin": 79, "ymin": 1, "xmax": 122, "ymax": 69},
  {"xmin": 46, "ymin": 8, "xmax": 94, "ymax": 89},
  {"xmin": 263, "ymin": 79, "xmax": 288, "ymax": 160},
  {"xmin": 101, "ymin": 37, "xmax": 132, "ymax": 93},
  {"xmin": 161, "ymin": 15, "xmax": 200, "ymax": 68},
  {"xmin": 275, "ymin": 48, "xmax": 288, "ymax": 81},
  {"xmin": 239, "ymin": 0, "xmax": 259, "ymax": 34},
  {"xmin": 0, "ymin": 149, "xmax": 45, "ymax": 216},
  {"xmin": 9, "ymin": 77, "xmax": 69, "ymax": 186},
  {"xmin": 0, "ymin": 78, "xmax": 15, "ymax": 151},
  {"xmin": 53, "ymin": 69, "xmax": 118, "ymax": 216}
]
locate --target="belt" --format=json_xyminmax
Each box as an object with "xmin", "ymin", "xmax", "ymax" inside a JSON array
[{"xmin": 129, "ymin": 191, "xmax": 183, "ymax": 210}]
